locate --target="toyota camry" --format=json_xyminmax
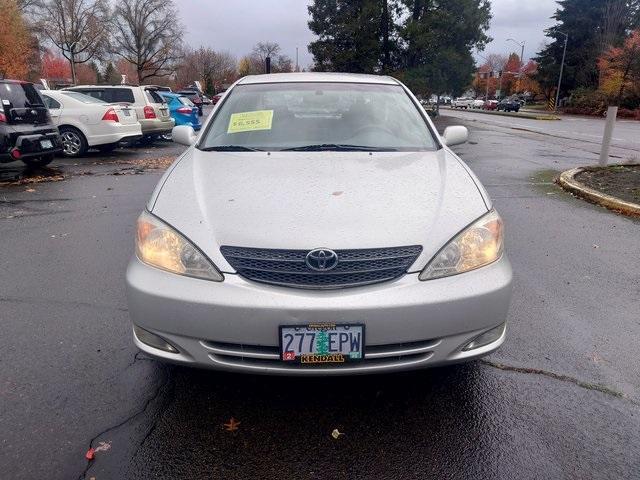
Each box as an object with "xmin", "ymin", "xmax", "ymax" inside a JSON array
[{"xmin": 126, "ymin": 73, "xmax": 513, "ymax": 375}]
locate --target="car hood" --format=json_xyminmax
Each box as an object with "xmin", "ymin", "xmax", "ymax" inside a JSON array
[{"xmin": 150, "ymin": 148, "xmax": 489, "ymax": 273}]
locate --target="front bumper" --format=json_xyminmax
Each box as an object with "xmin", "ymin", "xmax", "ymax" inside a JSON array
[{"xmin": 126, "ymin": 255, "xmax": 513, "ymax": 375}]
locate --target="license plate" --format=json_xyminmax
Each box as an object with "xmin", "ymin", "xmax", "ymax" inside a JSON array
[
  {"xmin": 40, "ymin": 139, "xmax": 53, "ymax": 149},
  {"xmin": 280, "ymin": 324, "xmax": 365, "ymax": 364},
  {"xmin": 123, "ymin": 109, "xmax": 131, "ymax": 117}
]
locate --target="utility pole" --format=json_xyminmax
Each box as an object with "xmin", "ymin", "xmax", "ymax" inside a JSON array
[
  {"xmin": 296, "ymin": 47, "xmax": 299, "ymax": 72},
  {"xmin": 554, "ymin": 31, "xmax": 569, "ymax": 112},
  {"xmin": 507, "ymin": 38, "xmax": 525, "ymax": 93}
]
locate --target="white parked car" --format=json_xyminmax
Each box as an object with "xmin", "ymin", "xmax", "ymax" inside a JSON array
[
  {"xmin": 452, "ymin": 97, "xmax": 473, "ymax": 109},
  {"xmin": 471, "ymin": 99, "xmax": 485, "ymax": 109},
  {"xmin": 41, "ymin": 90, "xmax": 142, "ymax": 157}
]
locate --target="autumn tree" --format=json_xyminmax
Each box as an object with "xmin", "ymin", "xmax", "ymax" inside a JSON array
[
  {"xmin": 535, "ymin": 0, "xmax": 640, "ymax": 97},
  {"xmin": 598, "ymin": 30, "xmax": 640, "ymax": 105},
  {"xmin": 111, "ymin": 0, "xmax": 183, "ymax": 83},
  {"xmin": 0, "ymin": 0, "xmax": 32, "ymax": 79},
  {"xmin": 36, "ymin": 0, "xmax": 110, "ymax": 85},
  {"xmin": 41, "ymin": 49, "xmax": 72, "ymax": 81}
]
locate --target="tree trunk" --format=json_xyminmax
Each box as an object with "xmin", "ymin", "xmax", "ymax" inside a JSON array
[{"xmin": 70, "ymin": 51, "xmax": 77, "ymax": 85}]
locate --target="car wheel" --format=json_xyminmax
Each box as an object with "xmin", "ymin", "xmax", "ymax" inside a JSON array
[
  {"xmin": 22, "ymin": 154, "xmax": 54, "ymax": 168},
  {"xmin": 59, "ymin": 126, "xmax": 87, "ymax": 157},
  {"xmin": 97, "ymin": 143, "xmax": 118, "ymax": 153},
  {"xmin": 161, "ymin": 133, "xmax": 173, "ymax": 141}
]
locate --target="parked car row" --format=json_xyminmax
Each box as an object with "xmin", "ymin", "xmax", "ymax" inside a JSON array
[
  {"xmin": 0, "ymin": 79, "xmax": 214, "ymax": 165},
  {"xmin": 451, "ymin": 96, "xmax": 523, "ymax": 113}
]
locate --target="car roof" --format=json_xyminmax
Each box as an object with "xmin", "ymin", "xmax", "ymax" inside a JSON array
[{"xmin": 236, "ymin": 72, "xmax": 399, "ymax": 86}]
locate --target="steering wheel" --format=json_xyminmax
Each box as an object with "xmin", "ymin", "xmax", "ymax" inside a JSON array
[{"xmin": 351, "ymin": 124, "xmax": 395, "ymax": 137}]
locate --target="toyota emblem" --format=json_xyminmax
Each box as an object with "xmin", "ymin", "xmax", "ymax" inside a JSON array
[{"xmin": 305, "ymin": 248, "xmax": 339, "ymax": 271}]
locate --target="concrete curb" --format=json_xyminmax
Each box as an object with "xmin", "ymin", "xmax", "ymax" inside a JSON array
[
  {"xmin": 557, "ymin": 166, "xmax": 640, "ymax": 217},
  {"xmin": 441, "ymin": 106, "xmax": 560, "ymax": 121}
]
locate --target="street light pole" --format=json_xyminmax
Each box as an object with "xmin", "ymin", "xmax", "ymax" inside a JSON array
[
  {"xmin": 554, "ymin": 31, "xmax": 569, "ymax": 112},
  {"xmin": 507, "ymin": 38, "xmax": 525, "ymax": 93}
]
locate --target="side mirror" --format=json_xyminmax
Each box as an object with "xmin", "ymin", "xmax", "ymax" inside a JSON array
[
  {"xmin": 172, "ymin": 125, "xmax": 197, "ymax": 146},
  {"xmin": 442, "ymin": 126, "xmax": 468, "ymax": 147}
]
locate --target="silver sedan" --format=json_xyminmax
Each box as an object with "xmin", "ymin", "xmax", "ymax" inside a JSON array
[{"xmin": 126, "ymin": 73, "xmax": 512, "ymax": 375}]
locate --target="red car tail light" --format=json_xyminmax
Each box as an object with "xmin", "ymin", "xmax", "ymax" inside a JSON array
[
  {"xmin": 176, "ymin": 107, "xmax": 193, "ymax": 114},
  {"xmin": 144, "ymin": 106, "xmax": 156, "ymax": 119},
  {"xmin": 10, "ymin": 148, "xmax": 21, "ymax": 159},
  {"xmin": 101, "ymin": 108, "xmax": 119, "ymax": 122},
  {"xmin": 0, "ymin": 111, "xmax": 6, "ymax": 122}
]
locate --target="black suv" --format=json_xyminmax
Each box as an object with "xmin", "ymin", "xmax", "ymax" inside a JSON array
[
  {"xmin": 496, "ymin": 98, "xmax": 521, "ymax": 113},
  {"xmin": 0, "ymin": 80, "xmax": 61, "ymax": 167}
]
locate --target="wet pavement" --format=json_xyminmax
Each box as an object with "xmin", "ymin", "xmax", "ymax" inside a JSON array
[{"xmin": 1, "ymin": 114, "xmax": 639, "ymax": 479}]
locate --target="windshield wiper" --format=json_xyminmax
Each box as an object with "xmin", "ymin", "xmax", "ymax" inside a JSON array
[
  {"xmin": 281, "ymin": 144, "xmax": 397, "ymax": 152},
  {"xmin": 200, "ymin": 145, "xmax": 263, "ymax": 152}
]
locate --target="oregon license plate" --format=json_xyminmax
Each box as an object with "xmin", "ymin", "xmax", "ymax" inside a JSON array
[
  {"xmin": 279, "ymin": 324, "xmax": 365, "ymax": 364},
  {"xmin": 40, "ymin": 139, "xmax": 53, "ymax": 149}
]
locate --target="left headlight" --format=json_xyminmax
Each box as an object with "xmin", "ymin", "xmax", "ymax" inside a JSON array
[
  {"xmin": 419, "ymin": 209, "xmax": 504, "ymax": 281},
  {"xmin": 136, "ymin": 211, "xmax": 223, "ymax": 282}
]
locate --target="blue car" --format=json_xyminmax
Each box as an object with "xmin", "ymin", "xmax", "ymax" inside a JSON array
[{"xmin": 158, "ymin": 92, "xmax": 202, "ymax": 133}]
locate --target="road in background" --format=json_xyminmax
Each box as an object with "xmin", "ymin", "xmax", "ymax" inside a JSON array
[
  {"xmin": 443, "ymin": 108, "xmax": 640, "ymax": 158},
  {"xmin": 1, "ymin": 114, "xmax": 639, "ymax": 479}
]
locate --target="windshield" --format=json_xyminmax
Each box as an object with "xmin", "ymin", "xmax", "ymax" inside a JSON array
[
  {"xmin": 62, "ymin": 91, "xmax": 107, "ymax": 104},
  {"xmin": 178, "ymin": 96, "xmax": 195, "ymax": 107},
  {"xmin": 199, "ymin": 82, "xmax": 437, "ymax": 151}
]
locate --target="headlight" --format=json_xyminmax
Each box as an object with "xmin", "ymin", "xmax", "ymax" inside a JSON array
[
  {"xmin": 135, "ymin": 211, "xmax": 223, "ymax": 281},
  {"xmin": 419, "ymin": 209, "xmax": 504, "ymax": 280}
]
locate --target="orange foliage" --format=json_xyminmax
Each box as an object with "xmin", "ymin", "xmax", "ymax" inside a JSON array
[
  {"xmin": 0, "ymin": 0, "xmax": 32, "ymax": 79},
  {"xmin": 598, "ymin": 30, "xmax": 640, "ymax": 101},
  {"xmin": 41, "ymin": 50, "xmax": 71, "ymax": 81}
]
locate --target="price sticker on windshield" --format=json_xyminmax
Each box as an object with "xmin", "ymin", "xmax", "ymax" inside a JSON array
[{"xmin": 227, "ymin": 110, "xmax": 274, "ymax": 134}]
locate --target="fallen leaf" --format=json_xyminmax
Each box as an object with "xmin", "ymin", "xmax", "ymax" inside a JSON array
[
  {"xmin": 94, "ymin": 441, "xmax": 111, "ymax": 453},
  {"xmin": 85, "ymin": 448, "xmax": 95, "ymax": 460},
  {"xmin": 592, "ymin": 244, "xmax": 599, "ymax": 249},
  {"xmin": 25, "ymin": 188, "xmax": 36, "ymax": 192},
  {"xmin": 331, "ymin": 429, "xmax": 344, "ymax": 439},
  {"xmin": 223, "ymin": 417, "xmax": 241, "ymax": 432}
]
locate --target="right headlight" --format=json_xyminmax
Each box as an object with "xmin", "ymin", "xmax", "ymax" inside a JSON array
[
  {"xmin": 136, "ymin": 211, "xmax": 223, "ymax": 282},
  {"xmin": 419, "ymin": 209, "xmax": 504, "ymax": 281}
]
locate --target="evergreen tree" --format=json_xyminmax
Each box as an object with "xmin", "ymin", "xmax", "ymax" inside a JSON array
[
  {"xmin": 308, "ymin": 0, "xmax": 399, "ymax": 73},
  {"xmin": 307, "ymin": 0, "xmax": 491, "ymax": 96},
  {"xmin": 103, "ymin": 62, "xmax": 120, "ymax": 85},
  {"xmin": 315, "ymin": 331, "xmax": 329, "ymax": 355},
  {"xmin": 399, "ymin": 0, "xmax": 491, "ymax": 96}
]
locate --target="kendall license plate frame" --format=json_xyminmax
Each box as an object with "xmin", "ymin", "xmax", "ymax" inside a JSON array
[{"xmin": 279, "ymin": 323, "xmax": 365, "ymax": 364}]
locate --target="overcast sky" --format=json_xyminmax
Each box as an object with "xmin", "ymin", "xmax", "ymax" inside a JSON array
[{"xmin": 180, "ymin": 0, "xmax": 559, "ymax": 68}]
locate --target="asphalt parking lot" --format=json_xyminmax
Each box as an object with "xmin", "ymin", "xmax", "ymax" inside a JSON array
[{"xmin": 1, "ymin": 113, "xmax": 639, "ymax": 479}]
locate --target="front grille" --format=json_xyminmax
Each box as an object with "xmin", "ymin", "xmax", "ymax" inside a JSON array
[{"xmin": 220, "ymin": 245, "xmax": 422, "ymax": 289}]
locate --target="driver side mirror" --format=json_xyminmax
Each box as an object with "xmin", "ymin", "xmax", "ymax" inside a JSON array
[
  {"xmin": 172, "ymin": 125, "xmax": 198, "ymax": 146},
  {"xmin": 442, "ymin": 126, "xmax": 469, "ymax": 147}
]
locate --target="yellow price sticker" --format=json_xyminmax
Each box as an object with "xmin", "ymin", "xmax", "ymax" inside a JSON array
[{"xmin": 227, "ymin": 110, "xmax": 274, "ymax": 134}]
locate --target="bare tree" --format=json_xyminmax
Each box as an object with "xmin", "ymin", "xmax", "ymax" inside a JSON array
[
  {"xmin": 111, "ymin": 0, "xmax": 183, "ymax": 83},
  {"xmin": 247, "ymin": 42, "xmax": 293, "ymax": 74},
  {"xmin": 36, "ymin": 0, "xmax": 109, "ymax": 84},
  {"xmin": 252, "ymin": 41, "xmax": 281, "ymax": 63}
]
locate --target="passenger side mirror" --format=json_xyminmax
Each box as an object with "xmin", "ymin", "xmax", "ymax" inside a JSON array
[
  {"xmin": 172, "ymin": 125, "xmax": 198, "ymax": 146},
  {"xmin": 442, "ymin": 126, "xmax": 468, "ymax": 147}
]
